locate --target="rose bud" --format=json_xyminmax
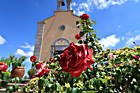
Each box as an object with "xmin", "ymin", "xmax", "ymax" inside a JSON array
[
  {"xmin": 75, "ymin": 33, "xmax": 82, "ymax": 40},
  {"xmin": 30, "ymin": 56, "xmax": 38, "ymax": 62},
  {"xmin": 80, "ymin": 14, "xmax": 90, "ymax": 20}
]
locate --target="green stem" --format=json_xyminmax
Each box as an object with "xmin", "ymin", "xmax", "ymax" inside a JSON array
[{"xmin": 70, "ymin": 78, "xmax": 74, "ymax": 88}]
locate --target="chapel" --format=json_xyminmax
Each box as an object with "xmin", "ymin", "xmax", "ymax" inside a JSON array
[{"xmin": 33, "ymin": 0, "xmax": 81, "ymax": 61}]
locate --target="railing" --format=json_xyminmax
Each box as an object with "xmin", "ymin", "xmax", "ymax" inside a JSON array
[{"xmin": 0, "ymin": 79, "xmax": 30, "ymax": 93}]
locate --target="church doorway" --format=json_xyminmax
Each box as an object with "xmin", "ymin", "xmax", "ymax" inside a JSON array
[{"xmin": 50, "ymin": 38, "xmax": 70, "ymax": 56}]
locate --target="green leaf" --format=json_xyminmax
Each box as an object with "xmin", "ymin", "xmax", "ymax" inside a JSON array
[
  {"xmin": 73, "ymin": 77, "xmax": 77, "ymax": 83},
  {"xmin": 1, "ymin": 81, "xmax": 8, "ymax": 87},
  {"xmin": 78, "ymin": 40, "xmax": 83, "ymax": 44},
  {"xmin": 72, "ymin": 88, "xmax": 80, "ymax": 93},
  {"xmin": 83, "ymin": 91, "xmax": 98, "ymax": 93},
  {"xmin": 87, "ymin": 34, "xmax": 96, "ymax": 39},
  {"xmin": 56, "ymin": 82, "xmax": 61, "ymax": 91},
  {"xmin": 90, "ymin": 20, "xmax": 96, "ymax": 24},
  {"xmin": 11, "ymin": 77, "xmax": 21, "ymax": 83},
  {"xmin": 80, "ymin": 32, "xmax": 85, "ymax": 37},
  {"xmin": 106, "ymin": 65, "xmax": 113, "ymax": 69},
  {"xmin": 38, "ymin": 78, "xmax": 45, "ymax": 89},
  {"xmin": 6, "ymin": 86, "xmax": 15, "ymax": 93},
  {"xmin": 83, "ymin": 73, "xmax": 89, "ymax": 79},
  {"xmin": 2, "ymin": 71, "xmax": 10, "ymax": 81},
  {"xmin": 85, "ymin": 30, "xmax": 97, "ymax": 33},
  {"xmin": 48, "ymin": 84, "xmax": 53, "ymax": 88}
]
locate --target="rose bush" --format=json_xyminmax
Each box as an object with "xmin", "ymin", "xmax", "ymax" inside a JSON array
[{"xmin": 3, "ymin": 14, "xmax": 140, "ymax": 93}]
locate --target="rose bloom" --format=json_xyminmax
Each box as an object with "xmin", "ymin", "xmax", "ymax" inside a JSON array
[
  {"xmin": 36, "ymin": 62, "xmax": 43, "ymax": 70},
  {"xmin": 0, "ymin": 62, "xmax": 8, "ymax": 72},
  {"xmin": 75, "ymin": 33, "xmax": 82, "ymax": 40},
  {"xmin": 59, "ymin": 42, "xmax": 94, "ymax": 78},
  {"xmin": 36, "ymin": 68, "xmax": 51, "ymax": 77},
  {"xmin": 49, "ymin": 57, "xmax": 56, "ymax": 63},
  {"xmin": 35, "ymin": 62, "xmax": 50, "ymax": 77},
  {"xmin": 36, "ymin": 62, "xmax": 48, "ymax": 70},
  {"xmin": 30, "ymin": 56, "xmax": 38, "ymax": 62},
  {"xmin": 133, "ymin": 55, "xmax": 140, "ymax": 61},
  {"xmin": 80, "ymin": 14, "xmax": 90, "ymax": 20}
]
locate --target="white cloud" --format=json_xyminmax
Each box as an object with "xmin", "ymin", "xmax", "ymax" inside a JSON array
[
  {"xmin": 72, "ymin": 2, "xmax": 77, "ymax": 6},
  {"xmin": 72, "ymin": 0, "xmax": 137, "ymax": 15},
  {"xmin": 120, "ymin": 30, "xmax": 140, "ymax": 43},
  {"xmin": 126, "ymin": 34, "xmax": 140, "ymax": 45},
  {"xmin": 78, "ymin": 2, "xmax": 91, "ymax": 12},
  {"xmin": 16, "ymin": 43, "xmax": 34, "ymax": 57},
  {"xmin": 99, "ymin": 35, "xmax": 120, "ymax": 49},
  {"xmin": 20, "ymin": 42, "xmax": 34, "ymax": 51},
  {"xmin": 135, "ymin": 0, "xmax": 139, "ymax": 2},
  {"xmin": 73, "ymin": 1, "xmax": 91, "ymax": 15},
  {"xmin": 0, "ymin": 35, "xmax": 6, "ymax": 45},
  {"xmin": 76, "ymin": 11, "xmax": 85, "ymax": 16},
  {"xmin": 16, "ymin": 49, "xmax": 26, "ymax": 56},
  {"xmin": 16, "ymin": 49, "xmax": 33, "ymax": 56}
]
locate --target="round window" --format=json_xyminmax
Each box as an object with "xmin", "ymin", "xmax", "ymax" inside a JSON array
[{"xmin": 59, "ymin": 25, "xmax": 65, "ymax": 31}]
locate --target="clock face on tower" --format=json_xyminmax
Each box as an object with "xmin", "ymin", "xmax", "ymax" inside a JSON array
[{"xmin": 59, "ymin": 25, "xmax": 65, "ymax": 31}]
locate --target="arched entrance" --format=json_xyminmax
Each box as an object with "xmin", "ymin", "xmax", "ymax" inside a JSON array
[{"xmin": 50, "ymin": 38, "xmax": 70, "ymax": 57}]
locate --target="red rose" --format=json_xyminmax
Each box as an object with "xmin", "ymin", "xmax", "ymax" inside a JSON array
[
  {"xmin": 35, "ymin": 62, "xmax": 50, "ymax": 77},
  {"xmin": 75, "ymin": 33, "xmax": 82, "ymax": 40},
  {"xmin": 0, "ymin": 62, "xmax": 8, "ymax": 72},
  {"xmin": 59, "ymin": 42, "xmax": 94, "ymax": 78},
  {"xmin": 36, "ymin": 68, "xmax": 51, "ymax": 77},
  {"xmin": 36, "ymin": 62, "xmax": 43, "ymax": 70},
  {"xmin": 30, "ymin": 56, "xmax": 38, "ymax": 62},
  {"xmin": 49, "ymin": 57, "xmax": 56, "ymax": 63},
  {"xmin": 36, "ymin": 62, "xmax": 48, "ymax": 70},
  {"xmin": 115, "ymin": 64, "xmax": 120, "ymax": 67},
  {"xmin": 80, "ymin": 14, "xmax": 90, "ymax": 20},
  {"xmin": 133, "ymin": 55, "xmax": 140, "ymax": 61}
]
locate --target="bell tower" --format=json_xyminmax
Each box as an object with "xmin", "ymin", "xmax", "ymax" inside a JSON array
[
  {"xmin": 66, "ymin": 0, "xmax": 72, "ymax": 10},
  {"xmin": 57, "ymin": 0, "xmax": 72, "ymax": 11}
]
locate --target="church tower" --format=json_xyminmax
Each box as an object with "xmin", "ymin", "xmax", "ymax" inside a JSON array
[{"xmin": 34, "ymin": 0, "xmax": 81, "ymax": 61}]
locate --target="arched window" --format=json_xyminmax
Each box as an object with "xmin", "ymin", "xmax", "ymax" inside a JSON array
[{"xmin": 50, "ymin": 38, "xmax": 69, "ymax": 57}]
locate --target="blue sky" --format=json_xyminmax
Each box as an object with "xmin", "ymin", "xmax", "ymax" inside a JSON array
[{"xmin": 0, "ymin": 0, "xmax": 140, "ymax": 75}]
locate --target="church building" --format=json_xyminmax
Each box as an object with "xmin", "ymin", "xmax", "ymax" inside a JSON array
[{"xmin": 33, "ymin": 0, "xmax": 81, "ymax": 61}]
